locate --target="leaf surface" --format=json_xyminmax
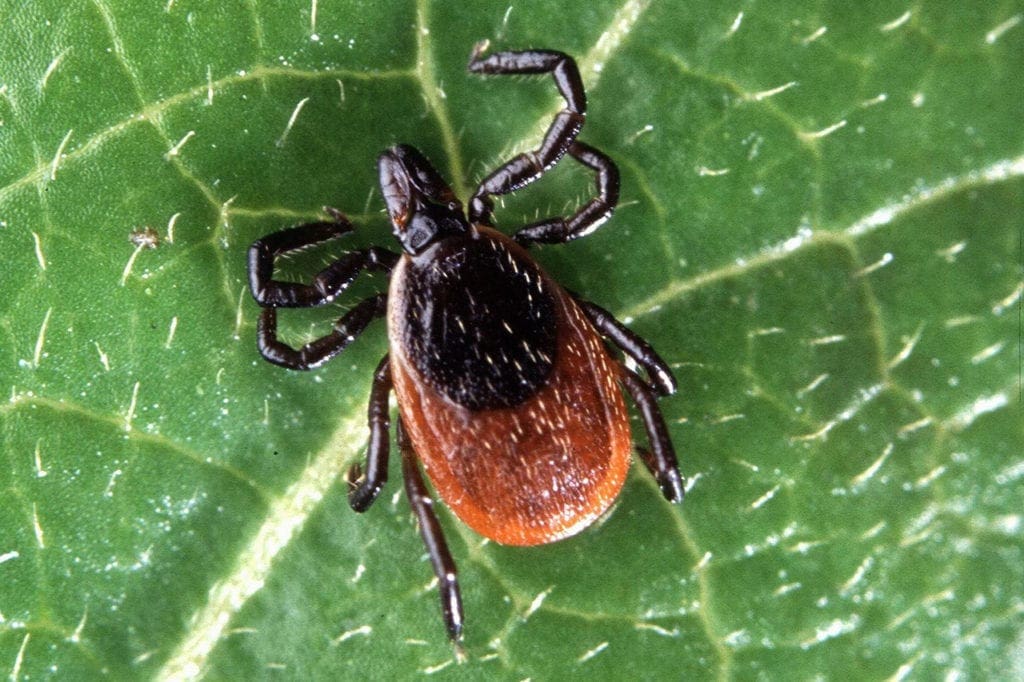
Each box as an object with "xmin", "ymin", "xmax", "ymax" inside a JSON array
[{"xmin": 1, "ymin": 1, "xmax": 1021, "ymax": 679}]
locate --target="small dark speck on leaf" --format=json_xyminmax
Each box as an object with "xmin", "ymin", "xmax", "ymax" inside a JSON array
[{"xmin": 130, "ymin": 227, "xmax": 161, "ymax": 249}]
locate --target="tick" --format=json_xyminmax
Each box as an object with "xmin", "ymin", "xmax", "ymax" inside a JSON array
[{"xmin": 248, "ymin": 43, "xmax": 684, "ymax": 642}]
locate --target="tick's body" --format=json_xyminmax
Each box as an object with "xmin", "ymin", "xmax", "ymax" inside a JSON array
[
  {"xmin": 248, "ymin": 43, "xmax": 683, "ymax": 642},
  {"xmin": 389, "ymin": 226, "xmax": 631, "ymax": 545}
]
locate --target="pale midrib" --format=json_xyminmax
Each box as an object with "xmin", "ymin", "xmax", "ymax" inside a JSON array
[
  {"xmin": 155, "ymin": 412, "xmax": 364, "ymax": 681},
  {"xmin": 621, "ymin": 154, "xmax": 1024, "ymax": 321}
]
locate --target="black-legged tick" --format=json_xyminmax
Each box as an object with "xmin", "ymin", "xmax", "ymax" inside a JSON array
[{"xmin": 248, "ymin": 43, "xmax": 683, "ymax": 642}]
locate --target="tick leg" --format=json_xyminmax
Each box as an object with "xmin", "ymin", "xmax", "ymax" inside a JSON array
[
  {"xmin": 398, "ymin": 418, "xmax": 464, "ymax": 642},
  {"xmin": 248, "ymin": 209, "xmax": 399, "ymax": 308},
  {"xmin": 576, "ymin": 298, "xmax": 676, "ymax": 397},
  {"xmin": 347, "ymin": 354, "xmax": 392, "ymax": 512},
  {"xmin": 513, "ymin": 141, "xmax": 620, "ymax": 246},
  {"xmin": 257, "ymin": 293, "xmax": 387, "ymax": 370},
  {"xmin": 620, "ymin": 368, "xmax": 685, "ymax": 503},
  {"xmin": 468, "ymin": 44, "xmax": 586, "ymax": 225}
]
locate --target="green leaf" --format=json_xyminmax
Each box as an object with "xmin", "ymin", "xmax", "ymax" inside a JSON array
[{"xmin": 2, "ymin": 1, "xmax": 1021, "ymax": 679}]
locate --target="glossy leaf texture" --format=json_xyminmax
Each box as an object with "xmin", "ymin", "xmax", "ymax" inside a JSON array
[{"xmin": 1, "ymin": 1, "xmax": 1022, "ymax": 679}]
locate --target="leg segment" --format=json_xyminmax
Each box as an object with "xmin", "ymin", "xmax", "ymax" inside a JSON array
[
  {"xmin": 398, "ymin": 418, "xmax": 464, "ymax": 641},
  {"xmin": 620, "ymin": 368, "xmax": 685, "ymax": 503},
  {"xmin": 513, "ymin": 142, "xmax": 620, "ymax": 246},
  {"xmin": 467, "ymin": 44, "xmax": 587, "ymax": 225},
  {"xmin": 248, "ymin": 209, "xmax": 399, "ymax": 308},
  {"xmin": 257, "ymin": 293, "xmax": 387, "ymax": 370},
  {"xmin": 577, "ymin": 298, "xmax": 676, "ymax": 397},
  {"xmin": 347, "ymin": 354, "xmax": 392, "ymax": 512}
]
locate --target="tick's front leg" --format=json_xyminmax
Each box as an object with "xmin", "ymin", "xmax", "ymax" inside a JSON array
[
  {"xmin": 248, "ymin": 209, "xmax": 398, "ymax": 308},
  {"xmin": 468, "ymin": 44, "xmax": 587, "ymax": 226}
]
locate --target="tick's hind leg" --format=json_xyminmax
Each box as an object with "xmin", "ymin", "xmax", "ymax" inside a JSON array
[
  {"xmin": 248, "ymin": 208, "xmax": 398, "ymax": 308},
  {"xmin": 620, "ymin": 369, "xmax": 685, "ymax": 503},
  {"xmin": 513, "ymin": 142, "xmax": 620, "ymax": 247},
  {"xmin": 346, "ymin": 354, "xmax": 392, "ymax": 512},
  {"xmin": 468, "ymin": 44, "xmax": 586, "ymax": 225},
  {"xmin": 576, "ymin": 297, "xmax": 676, "ymax": 396},
  {"xmin": 398, "ymin": 418, "xmax": 465, "ymax": 642}
]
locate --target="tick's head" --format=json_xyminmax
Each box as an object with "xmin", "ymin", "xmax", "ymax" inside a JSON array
[{"xmin": 379, "ymin": 144, "xmax": 468, "ymax": 255}]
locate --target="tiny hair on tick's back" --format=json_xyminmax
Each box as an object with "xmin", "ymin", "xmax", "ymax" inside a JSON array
[{"xmin": 247, "ymin": 41, "xmax": 683, "ymax": 643}]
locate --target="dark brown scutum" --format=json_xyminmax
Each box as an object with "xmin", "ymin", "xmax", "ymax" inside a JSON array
[{"xmin": 398, "ymin": 229, "xmax": 558, "ymax": 411}]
